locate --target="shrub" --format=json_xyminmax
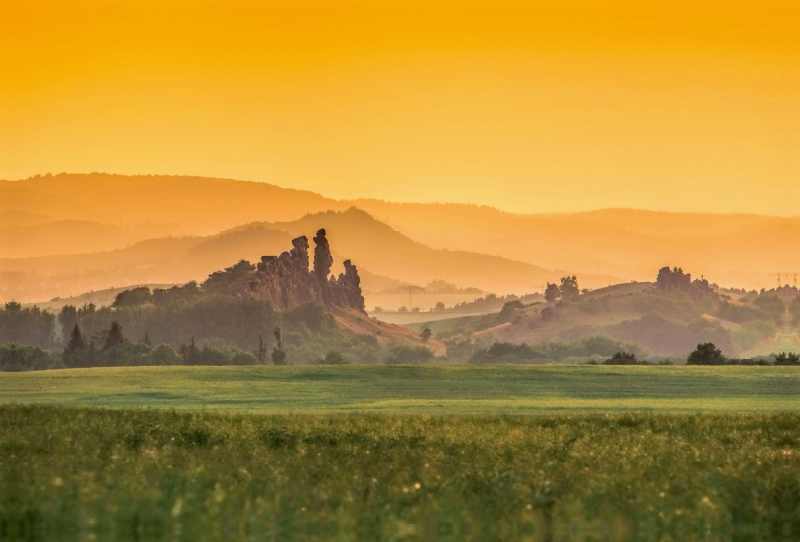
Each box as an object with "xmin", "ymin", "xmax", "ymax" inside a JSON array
[
  {"xmin": 0, "ymin": 343, "xmax": 56, "ymax": 371},
  {"xmin": 385, "ymin": 344, "xmax": 434, "ymax": 364},
  {"xmin": 687, "ymin": 342, "xmax": 727, "ymax": 365},
  {"xmin": 315, "ymin": 350, "xmax": 349, "ymax": 365},
  {"xmin": 112, "ymin": 287, "xmax": 152, "ymax": 307},
  {"xmin": 150, "ymin": 344, "xmax": 181, "ymax": 365},
  {"xmin": 471, "ymin": 336, "xmax": 645, "ymax": 364},
  {"xmin": 602, "ymin": 352, "xmax": 643, "ymax": 365}
]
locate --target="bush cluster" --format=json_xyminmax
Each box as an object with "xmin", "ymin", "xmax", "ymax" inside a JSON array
[{"xmin": 470, "ymin": 336, "xmax": 645, "ymax": 364}]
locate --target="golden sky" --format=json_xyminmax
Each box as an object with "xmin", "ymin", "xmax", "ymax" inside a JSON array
[{"xmin": 1, "ymin": 0, "xmax": 797, "ymax": 214}]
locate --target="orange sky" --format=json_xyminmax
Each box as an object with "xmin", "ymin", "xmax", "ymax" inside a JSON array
[{"xmin": 1, "ymin": 0, "xmax": 797, "ymax": 214}]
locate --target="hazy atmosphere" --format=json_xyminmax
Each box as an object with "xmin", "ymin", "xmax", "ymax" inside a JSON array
[
  {"xmin": 2, "ymin": 2, "xmax": 799, "ymax": 541},
  {"xmin": 2, "ymin": 0, "xmax": 798, "ymax": 213}
]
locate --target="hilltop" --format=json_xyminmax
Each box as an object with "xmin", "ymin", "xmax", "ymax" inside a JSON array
[
  {"xmin": 415, "ymin": 270, "xmax": 800, "ymax": 359},
  {"xmin": 0, "ymin": 173, "xmax": 342, "ymax": 234}
]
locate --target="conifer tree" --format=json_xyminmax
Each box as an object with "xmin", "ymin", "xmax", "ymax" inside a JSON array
[
  {"xmin": 104, "ymin": 321, "xmax": 125, "ymax": 350},
  {"xmin": 66, "ymin": 324, "xmax": 86, "ymax": 352},
  {"xmin": 255, "ymin": 334, "xmax": 267, "ymax": 364},
  {"xmin": 63, "ymin": 324, "xmax": 87, "ymax": 368},
  {"xmin": 180, "ymin": 336, "xmax": 200, "ymax": 364},
  {"xmin": 271, "ymin": 327, "xmax": 287, "ymax": 365}
]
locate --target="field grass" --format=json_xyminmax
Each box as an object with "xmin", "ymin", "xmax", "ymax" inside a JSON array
[
  {"xmin": 2, "ymin": 406, "xmax": 798, "ymax": 541},
  {"xmin": 3, "ymin": 367, "xmax": 799, "ymax": 540},
  {"xmin": 1, "ymin": 365, "xmax": 799, "ymax": 413}
]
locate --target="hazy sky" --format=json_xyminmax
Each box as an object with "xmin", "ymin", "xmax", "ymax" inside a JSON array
[{"xmin": 1, "ymin": 0, "xmax": 797, "ymax": 214}]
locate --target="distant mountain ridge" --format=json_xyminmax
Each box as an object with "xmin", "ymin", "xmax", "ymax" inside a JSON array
[
  {"xmin": 2, "ymin": 208, "xmax": 621, "ymax": 303},
  {"xmin": 3, "ymin": 172, "xmax": 798, "ymax": 290}
]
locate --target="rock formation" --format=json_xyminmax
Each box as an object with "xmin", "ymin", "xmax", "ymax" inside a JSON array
[
  {"xmin": 240, "ymin": 228, "xmax": 365, "ymax": 312},
  {"xmin": 655, "ymin": 266, "xmax": 713, "ymax": 298}
]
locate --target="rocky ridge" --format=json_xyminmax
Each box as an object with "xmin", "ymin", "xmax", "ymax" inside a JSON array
[{"xmin": 240, "ymin": 228, "xmax": 365, "ymax": 312}]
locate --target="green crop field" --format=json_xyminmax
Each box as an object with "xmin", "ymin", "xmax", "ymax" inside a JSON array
[
  {"xmin": 1, "ymin": 365, "xmax": 799, "ymax": 413},
  {"xmin": 2, "ymin": 407, "xmax": 799, "ymax": 541},
  {"xmin": 2, "ymin": 367, "xmax": 799, "ymax": 541}
]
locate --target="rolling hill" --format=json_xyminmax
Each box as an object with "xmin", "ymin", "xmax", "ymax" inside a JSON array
[
  {"xmin": 417, "ymin": 281, "xmax": 799, "ymax": 359},
  {"xmin": 3, "ymin": 173, "xmax": 798, "ymax": 290},
  {"xmin": 3, "ymin": 209, "xmax": 621, "ymax": 303},
  {"xmin": 0, "ymin": 173, "xmax": 347, "ymax": 235},
  {"xmin": 350, "ymin": 201, "xmax": 800, "ymax": 288},
  {"xmin": 0, "ymin": 220, "xmax": 183, "ymax": 258},
  {"xmin": 227, "ymin": 208, "xmax": 621, "ymax": 293}
]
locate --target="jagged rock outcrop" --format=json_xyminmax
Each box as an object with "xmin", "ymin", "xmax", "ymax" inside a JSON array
[
  {"xmin": 655, "ymin": 266, "xmax": 713, "ymax": 298},
  {"xmin": 240, "ymin": 228, "xmax": 365, "ymax": 312}
]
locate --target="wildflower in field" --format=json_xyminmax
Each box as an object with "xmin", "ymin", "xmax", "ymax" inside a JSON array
[{"xmin": 171, "ymin": 499, "xmax": 183, "ymax": 517}]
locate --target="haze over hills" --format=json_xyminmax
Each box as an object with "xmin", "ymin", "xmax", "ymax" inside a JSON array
[
  {"xmin": 1, "ymin": 208, "xmax": 620, "ymax": 303},
  {"xmin": 0, "ymin": 220, "xmax": 183, "ymax": 258},
  {"xmin": 0, "ymin": 173, "xmax": 346, "ymax": 235},
  {"xmin": 224, "ymin": 208, "xmax": 622, "ymax": 292},
  {"xmin": 351, "ymin": 201, "xmax": 800, "ymax": 288},
  {"xmin": 2, "ymin": 173, "xmax": 797, "ymax": 292}
]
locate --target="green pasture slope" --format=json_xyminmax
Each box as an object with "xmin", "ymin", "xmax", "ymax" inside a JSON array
[{"xmin": 1, "ymin": 365, "xmax": 799, "ymax": 412}]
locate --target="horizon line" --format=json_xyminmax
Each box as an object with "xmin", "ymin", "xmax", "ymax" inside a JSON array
[{"xmin": 3, "ymin": 171, "xmax": 798, "ymax": 219}]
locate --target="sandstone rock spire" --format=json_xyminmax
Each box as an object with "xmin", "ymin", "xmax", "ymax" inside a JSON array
[{"xmin": 241, "ymin": 228, "xmax": 365, "ymax": 312}]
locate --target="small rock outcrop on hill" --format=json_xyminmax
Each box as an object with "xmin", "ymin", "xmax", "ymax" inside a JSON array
[
  {"xmin": 655, "ymin": 266, "xmax": 714, "ymax": 297},
  {"xmin": 240, "ymin": 228, "xmax": 365, "ymax": 312}
]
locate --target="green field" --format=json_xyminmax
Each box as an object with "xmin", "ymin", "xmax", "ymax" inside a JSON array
[
  {"xmin": 2, "ymin": 367, "xmax": 799, "ymax": 541},
  {"xmin": 2, "ymin": 407, "xmax": 799, "ymax": 541},
  {"xmin": 1, "ymin": 365, "xmax": 799, "ymax": 413}
]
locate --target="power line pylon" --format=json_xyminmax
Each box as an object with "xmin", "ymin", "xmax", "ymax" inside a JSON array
[{"xmin": 768, "ymin": 272, "xmax": 799, "ymax": 288}]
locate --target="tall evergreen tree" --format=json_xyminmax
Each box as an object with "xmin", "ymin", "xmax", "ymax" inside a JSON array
[
  {"xmin": 58, "ymin": 305, "xmax": 79, "ymax": 340},
  {"xmin": 180, "ymin": 336, "xmax": 200, "ymax": 364},
  {"xmin": 271, "ymin": 327, "xmax": 287, "ymax": 365},
  {"xmin": 64, "ymin": 324, "xmax": 87, "ymax": 368},
  {"xmin": 255, "ymin": 334, "xmax": 267, "ymax": 364},
  {"xmin": 104, "ymin": 321, "xmax": 125, "ymax": 350},
  {"xmin": 67, "ymin": 324, "xmax": 86, "ymax": 351}
]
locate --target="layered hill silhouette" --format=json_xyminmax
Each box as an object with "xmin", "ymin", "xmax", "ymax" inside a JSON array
[
  {"xmin": 225, "ymin": 209, "xmax": 621, "ymax": 293},
  {"xmin": 350, "ymin": 201, "xmax": 800, "ymax": 288},
  {"xmin": 2, "ymin": 208, "xmax": 620, "ymax": 302},
  {"xmin": 0, "ymin": 173, "xmax": 344, "ymax": 236},
  {"xmin": 3, "ymin": 173, "xmax": 798, "ymax": 292},
  {"xmin": 0, "ymin": 219, "xmax": 183, "ymax": 258}
]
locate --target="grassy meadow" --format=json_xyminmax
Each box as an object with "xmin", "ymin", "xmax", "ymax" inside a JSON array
[
  {"xmin": 2, "ymin": 406, "xmax": 799, "ymax": 541},
  {"xmin": 2, "ymin": 366, "xmax": 799, "ymax": 541},
  {"xmin": 1, "ymin": 365, "xmax": 799, "ymax": 413}
]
